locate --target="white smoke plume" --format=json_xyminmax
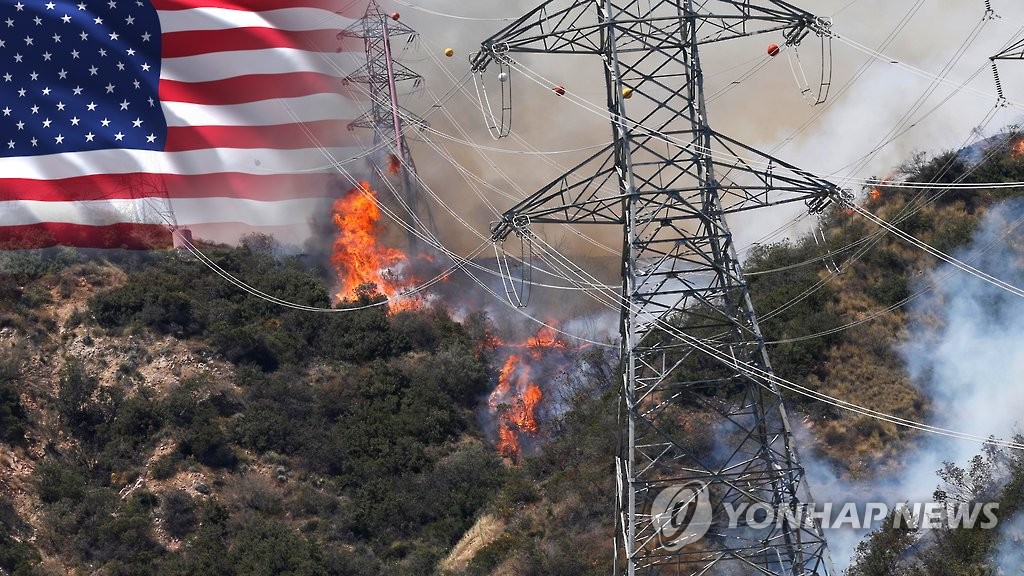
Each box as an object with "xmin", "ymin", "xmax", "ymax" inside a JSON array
[{"xmin": 796, "ymin": 198, "xmax": 1024, "ymax": 571}]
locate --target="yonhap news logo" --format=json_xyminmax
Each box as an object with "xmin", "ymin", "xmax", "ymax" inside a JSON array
[
  {"xmin": 650, "ymin": 482, "xmax": 713, "ymax": 551},
  {"xmin": 651, "ymin": 484, "xmax": 1000, "ymax": 550}
]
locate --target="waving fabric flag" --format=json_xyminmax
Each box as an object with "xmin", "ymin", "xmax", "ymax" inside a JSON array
[{"xmin": 0, "ymin": 0, "xmax": 362, "ymax": 249}]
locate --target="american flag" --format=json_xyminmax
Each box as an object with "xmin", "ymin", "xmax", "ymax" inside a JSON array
[{"xmin": 0, "ymin": 0, "xmax": 362, "ymax": 249}]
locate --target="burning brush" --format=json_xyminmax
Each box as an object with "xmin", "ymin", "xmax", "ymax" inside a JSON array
[
  {"xmin": 331, "ymin": 182, "xmax": 421, "ymax": 311},
  {"xmin": 488, "ymin": 326, "xmax": 574, "ymax": 461}
]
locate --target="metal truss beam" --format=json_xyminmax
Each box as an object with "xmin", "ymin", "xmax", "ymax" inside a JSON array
[
  {"xmin": 342, "ymin": 1, "xmax": 434, "ymax": 250},
  {"xmin": 475, "ymin": 1, "xmax": 840, "ymax": 574}
]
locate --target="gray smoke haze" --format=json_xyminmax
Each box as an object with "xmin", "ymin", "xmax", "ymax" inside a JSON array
[
  {"xmin": 393, "ymin": 0, "xmax": 1024, "ymax": 259},
  {"xmin": 795, "ymin": 199, "xmax": 1024, "ymax": 571},
  {"xmin": 994, "ymin": 511, "xmax": 1024, "ymax": 574}
]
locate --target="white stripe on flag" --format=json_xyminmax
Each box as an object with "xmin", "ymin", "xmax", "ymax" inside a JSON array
[
  {"xmin": 0, "ymin": 197, "xmax": 332, "ymax": 227},
  {"xmin": 0, "ymin": 147, "xmax": 363, "ymax": 179},
  {"xmin": 157, "ymin": 7, "xmax": 354, "ymax": 33},
  {"xmin": 160, "ymin": 49, "xmax": 352, "ymax": 83},
  {"xmin": 162, "ymin": 93, "xmax": 358, "ymax": 127}
]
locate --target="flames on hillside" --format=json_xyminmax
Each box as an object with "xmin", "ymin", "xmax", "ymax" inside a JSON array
[
  {"xmin": 488, "ymin": 326, "xmax": 574, "ymax": 461},
  {"xmin": 330, "ymin": 182, "xmax": 420, "ymax": 311},
  {"xmin": 329, "ymin": 182, "xmax": 582, "ymax": 461},
  {"xmin": 1013, "ymin": 139, "xmax": 1024, "ymax": 158}
]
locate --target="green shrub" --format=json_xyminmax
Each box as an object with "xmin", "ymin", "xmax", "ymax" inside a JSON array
[
  {"xmin": 161, "ymin": 490, "xmax": 197, "ymax": 539},
  {"xmin": 34, "ymin": 460, "xmax": 86, "ymax": 504}
]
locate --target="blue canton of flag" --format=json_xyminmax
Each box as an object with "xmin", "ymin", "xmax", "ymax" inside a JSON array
[{"xmin": 1, "ymin": 0, "xmax": 166, "ymax": 157}]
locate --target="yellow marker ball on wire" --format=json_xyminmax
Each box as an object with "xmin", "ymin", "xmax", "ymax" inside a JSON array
[
  {"xmin": 622, "ymin": 87, "xmax": 634, "ymax": 99},
  {"xmin": 444, "ymin": 48, "xmax": 455, "ymax": 58}
]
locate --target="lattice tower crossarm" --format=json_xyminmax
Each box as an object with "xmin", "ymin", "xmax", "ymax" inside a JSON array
[{"xmin": 474, "ymin": 1, "xmax": 847, "ymax": 574}]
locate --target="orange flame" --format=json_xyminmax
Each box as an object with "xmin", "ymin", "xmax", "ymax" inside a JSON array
[
  {"xmin": 1013, "ymin": 140, "xmax": 1024, "ymax": 158},
  {"xmin": 330, "ymin": 182, "xmax": 416, "ymax": 310},
  {"xmin": 488, "ymin": 325, "xmax": 572, "ymax": 460},
  {"xmin": 869, "ymin": 188, "xmax": 882, "ymax": 201},
  {"xmin": 489, "ymin": 354, "xmax": 543, "ymax": 459}
]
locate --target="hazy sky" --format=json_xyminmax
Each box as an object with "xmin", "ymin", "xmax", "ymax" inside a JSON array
[{"xmin": 372, "ymin": 0, "xmax": 1024, "ymax": 259}]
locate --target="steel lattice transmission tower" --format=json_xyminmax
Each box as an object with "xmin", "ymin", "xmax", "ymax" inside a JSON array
[
  {"xmin": 342, "ymin": 1, "xmax": 434, "ymax": 250},
  {"xmin": 472, "ymin": 1, "xmax": 846, "ymax": 574}
]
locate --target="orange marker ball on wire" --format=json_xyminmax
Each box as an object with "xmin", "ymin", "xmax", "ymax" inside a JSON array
[
  {"xmin": 767, "ymin": 43, "xmax": 781, "ymax": 57},
  {"xmin": 390, "ymin": 12, "xmax": 400, "ymax": 20}
]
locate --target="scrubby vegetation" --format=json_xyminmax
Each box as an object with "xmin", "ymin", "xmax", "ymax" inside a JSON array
[{"xmin": 1, "ymin": 136, "xmax": 1024, "ymax": 575}]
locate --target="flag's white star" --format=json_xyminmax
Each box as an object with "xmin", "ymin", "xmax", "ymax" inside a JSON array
[
  {"xmin": 30, "ymin": 105, "xmax": 38, "ymax": 114},
  {"xmin": 119, "ymin": 99, "xmax": 129, "ymax": 110},
  {"xmin": 146, "ymin": 133, "xmax": 156, "ymax": 143},
  {"xmin": 141, "ymin": 32, "xmax": 151, "ymax": 42},
  {"xmin": 45, "ymin": 2, "xmax": 56, "ymax": 9},
  {"xmin": 0, "ymin": 40, "xmax": 4, "ymax": 48},
  {"xmin": 147, "ymin": 97, "xmax": 155, "ymax": 107},
  {"xmin": 6, "ymin": 141, "xmax": 13, "ymax": 150},
  {"xmin": 70, "ymin": 117, "xmax": 80, "ymax": 126},
  {"xmin": 42, "ymin": 52, "xmax": 52, "ymax": 61},
  {"xmin": 114, "ymin": 132, "xmax": 124, "ymax": 141},
  {"xmin": 132, "ymin": 118, "xmax": 142, "ymax": 127},
  {"xmin": 105, "ymin": 83, "xmax": 115, "ymax": 93},
  {"xmin": 116, "ymin": 62, "xmax": 125, "ymax": 71},
  {"xmin": 41, "ymin": 87, "xmax": 51, "ymax": 95},
  {"xmin": 13, "ymin": 2, "xmax": 24, "ymax": 10},
  {"xmin": 71, "ymin": 49, "xmax": 80, "ymax": 59},
  {"xmin": 85, "ymin": 132, "xmax": 95, "ymax": 141},
  {"xmin": 13, "ymin": 53, "xmax": 23, "ymax": 62},
  {"xmin": 93, "ymin": 16, "xmax": 103, "ymax": 25},
  {"xmin": 98, "ymin": 48, "xmax": 107, "ymax": 57},
  {"xmin": 132, "ymin": 80, "xmax": 140, "ymax": 89},
  {"xmin": 140, "ymin": 63, "xmax": 151, "ymax": 71},
  {"xmin": 32, "ymin": 16, "xmax": 41, "ymax": 25},
  {"xmin": 100, "ymin": 118, "xmax": 110, "ymax": 126},
  {"xmin": 52, "ymin": 33, "xmax": 61, "ymax": 43},
  {"xmin": 17, "ymin": 88, "xmax": 26, "ymax": 97},
  {"xmin": 86, "ymin": 101, "xmax": 97, "ymax": 111},
  {"xmin": 28, "ymin": 71, "xmax": 38, "ymax": 81},
  {"xmin": 23, "ymin": 36, "xmax": 33, "ymax": 46},
  {"xmin": 79, "ymin": 31, "xmax": 88, "ymax": 41},
  {"xmin": 109, "ymin": 32, "xmax": 119, "ymax": 41},
  {"xmin": 2, "ymin": 73, "xmax": 10, "ymax": 82},
  {"xmin": 126, "ymin": 48, "xmax": 135, "ymax": 56},
  {"xmin": 109, "ymin": 0, "xmax": 117, "ymax": 7},
  {"xmin": 73, "ymin": 86, "xmax": 83, "ymax": 95},
  {"xmin": 58, "ymin": 69, "xmax": 68, "ymax": 79},
  {"xmin": 42, "ymin": 118, "xmax": 51, "ymax": 128},
  {"xmin": 61, "ymin": 14, "xmax": 72, "ymax": 23},
  {"xmin": 88, "ymin": 65, "xmax": 98, "ymax": 75},
  {"xmin": 5, "ymin": 19, "xmax": 14, "ymax": 28},
  {"xmin": 15, "ymin": 121, "xmax": 24, "ymax": 130},
  {"xmin": 55, "ymin": 101, "xmax": 65, "ymax": 110},
  {"xmin": 78, "ymin": 2, "xmax": 87, "ymax": 10},
  {"xmin": 1, "ymin": 107, "xmax": 10, "ymax": 116},
  {"xmin": 54, "ymin": 134, "xmax": 64, "ymax": 144},
  {"xmin": 125, "ymin": 15, "xmax": 134, "ymax": 25},
  {"xmin": 30, "ymin": 137, "xmax": 37, "ymax": 147}
]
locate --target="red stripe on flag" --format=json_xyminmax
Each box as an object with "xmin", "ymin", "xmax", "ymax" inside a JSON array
[
  {"xmin": 165, "ymin": 120, "xmax": 356, "ymax": 151},
  {"xmin": 159, "ymin": 72, "xmax": 354, "ymax": 105},
  {"xmin": 162, "ymin": 28, "xmax": 357, "ymax": 57},
  {"xmin": 0, "ymin": 173, "xmax": 338, "ymax": 202},
  {"xmin": 0, "ymin": 223, "xmax": 172, "ymax": 250},
  {"xmin": 151, "ymin": 0, "xmax": 361, "ymax": 15}
]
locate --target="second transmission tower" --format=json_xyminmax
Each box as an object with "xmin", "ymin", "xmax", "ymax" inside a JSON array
[{"xmin": 343, "ymin": 1, "xmax": 433, "ymax": 251}]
